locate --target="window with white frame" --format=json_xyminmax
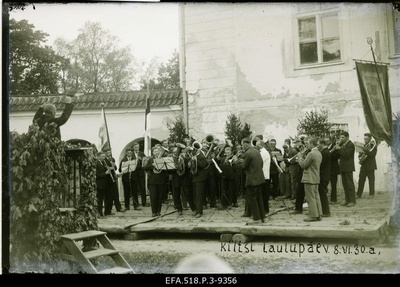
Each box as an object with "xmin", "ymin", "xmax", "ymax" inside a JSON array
[
  {"xmin": 388, "ymin": 8, "xmax": 400, "ymax": 57},
  {"xmin": 296, "ymin": 10, "xmax": 341, "ymax": 66}
]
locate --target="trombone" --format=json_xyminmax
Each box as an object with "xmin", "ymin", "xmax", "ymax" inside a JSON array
[{"xmin": 287, "ymin": 147, "xmax": 311, "ymax": 163}]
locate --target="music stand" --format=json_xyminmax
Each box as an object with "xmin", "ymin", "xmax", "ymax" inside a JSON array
[{"xmin": 121, "ymin": 160, "xmax": 137, "ymax": 174}]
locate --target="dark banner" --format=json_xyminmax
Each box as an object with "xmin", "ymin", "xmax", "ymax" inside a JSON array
[{"xmin": 355, "ymin": 61, "xmax": 393, "ymax": 145}]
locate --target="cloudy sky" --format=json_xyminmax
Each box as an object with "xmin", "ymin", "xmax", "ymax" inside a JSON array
[{"xmin": 9, "ymin": 2, "xmax": 180, "ymax": 64}]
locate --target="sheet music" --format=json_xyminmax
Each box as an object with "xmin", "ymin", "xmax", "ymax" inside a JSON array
[
  {"xmin": 121, "ymin": 160, "xmax": 137, "ymax": 173},
  {"xmin": 153, "ymin": 157, "xmax": 176, "ymax": 170}
]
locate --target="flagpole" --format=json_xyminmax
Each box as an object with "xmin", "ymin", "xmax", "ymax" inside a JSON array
[{"xmin": 368, "ymin": 38, "xmax": 386, "ymax": 107}]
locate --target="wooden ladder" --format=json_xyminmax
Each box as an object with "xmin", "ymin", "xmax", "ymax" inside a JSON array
[{"xmin": 60, "ymin": 230, "xmax": 134, "ymax": 274}]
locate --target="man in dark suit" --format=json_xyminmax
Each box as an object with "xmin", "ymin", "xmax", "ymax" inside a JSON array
[
  {"xmin": 144, "ymin": 147, "xmax": 168, "ymax": 217},
  {"xmin": 327, "ymin": 136, "xmax": 340, "ymax": 203},
  {"xmin": 96, "ymin": 151, "xmax": 112, "ymax": 217},
  {"xmin": 269, "ymin": 139, "xmax": 282, "ymax": 199},
  {"xmin": 118, "ymin": 147, "xmax": 136, "ymax": 210},
  {"xmin": 317, "ymin": 139, "xmax": 331, "ymax": 217},
  {"xmin": 334, "ymin": 131, "xmax": 356, "ymax": 207},
  {"xmin": 284, "ymin": 138, "xmax": 301, "ymax": 200},
  {"xmin": 104, "ymin": 148, "xmax": 124, "ymax": 213},
  {"xmin": 240, "ymin": 138, "xmax": 265, "ymax": 223},
  {"xmin": 190, "ymin": 142, "xmax": 208, "ymax": 218},
  {"xmin": 356, "ymin": 133, "xmax": 377, "ymax": 199},
  {"xmin": 132, "ymin": 142, "xmax": 147, "ymax": 208},
  {"xmin": 298, "ymin": 137, "xmax": 322, "ymax": 222},
  {"xmin": 33, "ymin": 93, "xmax": 76, "ymax": 140}
]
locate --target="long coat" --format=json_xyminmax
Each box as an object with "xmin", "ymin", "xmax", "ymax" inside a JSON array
[{"xmin": 241, "ymin": 146, "xmax": 265, "ymax": 187}]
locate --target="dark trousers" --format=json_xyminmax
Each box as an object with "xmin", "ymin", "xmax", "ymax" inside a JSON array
[
  {"xmin": 221, "ymin": 178, "xmax": 234, "ymax": 207},
  {"xmin": 173, "ymin": 186, "xmax": 183, "ymax": 212},
  {"xmin": 318, "ymin": 179, "xmax": 331, "ymax": 215},
  {"xmin": 182, "ymin": 184, "xmax": 196, "ymax": 212},
  {"xmin": 108, "ymin": 181, "xmax": 122, "ymax": 211},
  {"xmin": 262, "ymin": 179, "xmax": 271, "ymax": 213},
  {"xmin": 104, "ymin": 187, "xmax": 114, "ymax": 215},
  {"xmin": 97, "ymin": 188, "xmax": 106, "ymax": 216},
  {"xmin": 270, "ymin": 173, "xmax": 280, "ymax": 198},
  {"xmin": 138, "ymin": 176, "xmax": 146, "ymax": 206},
  {"xmin": 123, "ymin": 180, "xmax": 140, "ymax": 208},
  {"xmin": 288, "ymin": 164, "xmax": 300, "ymax": 199},
  {"xmin": 206, "ymin": 171, "xmax": 217, "ymax": 207},
  {"xmin": 193, "ymin": 181, "xmax": 205, "ymax": 215},
  {"xmin": 341, "ymin": 172, "xmax": 356, "ymax": 204},
  {"xmin": 280, "ymin": 172, "xmax": 290, "ymax": 197},
  {"xmin": 330, "ymin": 173, "xmax": 338, "ymax": 202},
  {"xmin": 357, "ymin": 168, "xmax": 375, "ymax": 197},
  {"xmin": 246, "ymin": 185, "xmax": 265, "ymax": 221},
  {"xmin": 294, "ymin": 182, "xmax": 305, "ymax": 212},
  {"xmin": 149, "ymin": 184, "xmax": 163, "ymax": 215}
]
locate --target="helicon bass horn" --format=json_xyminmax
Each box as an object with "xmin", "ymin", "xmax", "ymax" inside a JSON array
[{"xmin": 175, "ymin": 143, "xmax": 186, "ymax": 176}]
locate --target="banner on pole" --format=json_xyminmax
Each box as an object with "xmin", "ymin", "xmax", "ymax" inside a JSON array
[
  {"xmin": 98, "ymin": 108, "xmax": 110, "ymax": 151},
  {"xmin": 355, "ymin": 61, "xmax": 393, "ymax": 145}
]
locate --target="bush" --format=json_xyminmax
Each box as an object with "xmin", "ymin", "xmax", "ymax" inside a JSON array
[{"xmin": 10, "ymin": 123, "xmax": 98, "ymax": 273}]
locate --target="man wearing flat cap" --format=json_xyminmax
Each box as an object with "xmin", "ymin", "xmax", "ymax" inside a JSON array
[{"xmin": 33, "ymin": 93, "xmax": 77, "ymax": 140}]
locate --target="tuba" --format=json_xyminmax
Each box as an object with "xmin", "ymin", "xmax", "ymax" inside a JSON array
[
  {"xmin": 189, "ymin": 141, "xmax": 201, "ymax": 175},
  {"xmin": 358, "ymin": 139, "xmax": 376, "ymax": 165},
  {"xmin": 175, "ymin": 143, "xmax": 186, "ymax": 176}
]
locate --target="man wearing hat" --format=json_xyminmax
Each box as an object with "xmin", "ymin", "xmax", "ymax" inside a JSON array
[
  {"xmin": 118, "ymin": 147, "xmax": 138, "ymax": 210},
  {"xmin": 33, "ymin": 93, "xmax": 76, "ymax": 140}
]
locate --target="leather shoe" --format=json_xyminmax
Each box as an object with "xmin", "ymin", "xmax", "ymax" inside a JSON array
[
  {"xmin": 347, "ymin": 203, "xmax": 355, "ymax": 207},
  {"xmin": 117, "ymin": 209, "xmax": 126, "ymax": 212},
  {"xmin": 341, "ymin": 202, "xmax": 349, "ymax": 206},
  {"xmin": 195, "ymin": 213, "xmax": 202, "ymax": 218},
  {"xmin": 322, "ymin": 214, "xmax": 331, "ymax": 217},
  {"xmin": 241, "ymin": 214, "xmax": 251, "ymax": 217},
  {"xmin": 303, "ymin": 217, "xmax": 319, "ymax": 222},
  {"xmin": 134, "ymin": 207, "xmax": 142, "ymax": 210},
  {"xmin": 105, "ymin": 213, "xmax": 115, "ymax": 216},
  {"xmin": 289, "ymin": 210, "xmax": 302, "ymax": 215}
]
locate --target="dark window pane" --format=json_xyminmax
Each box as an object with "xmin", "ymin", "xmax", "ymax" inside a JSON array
[
  {"xmin": 300, "ymin": 42, "xmax": 318, "ymax": 64},
  {"xmin": 298, "ymin": 17, "xmax": 316, "ymax": 41},
  {"xmin": 322, "ymin": 38, "xmax": 341, "ymax": 62},
  {"xmin": 394, "ymin": 29, "xmax": 400, "ymax": 54}
]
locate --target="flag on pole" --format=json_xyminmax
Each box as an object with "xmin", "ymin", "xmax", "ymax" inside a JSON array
[
  {"xmin": 144, "ymin": 95, "xmax": 151, "ymax": 156},
  {"xmin": 98, "ymin": 107, "xmax": 110, "ymax": 151},
  {"xmin": 355, "ymin": 61, "xmax": 392, "ymax": 145}
]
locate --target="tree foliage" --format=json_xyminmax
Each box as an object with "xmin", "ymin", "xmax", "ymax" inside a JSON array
[
  {"xmin": 140, "ymin": 50, "xmax": 180, "ymax": 90},
  {"xmin": 10, "ymin": 19, "xmax": 64, "ymax": 95},
  {"xmin": 167, "ymin": 115, "xmax": 188, "ymax": 144},
  {"xmin": 10, "ymin": 123, "xmax": 98, "ymax": 272},
  {"xmin": 54, "ymin": 21, "xmax": 139, "ymax": 93},
  {"xmin": 297, "ymin": 109, "xmax": 332, "ymax": 138},
  {"xmin": 224, "ymin": 113, "xmax": 252, "ymax": 146}
]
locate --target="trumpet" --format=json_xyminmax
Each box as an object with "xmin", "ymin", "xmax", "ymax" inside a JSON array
[
  {"xmin": 104, "ymin": 160, "xmax": 116, "ymax": 182},
  {"xmin": 287, "ymin": 147, "xmax": 311, "ymax": 163}
]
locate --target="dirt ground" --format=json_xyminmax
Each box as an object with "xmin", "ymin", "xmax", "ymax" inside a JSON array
[{"xmin": 109, "ymin": 230, "xmax": 400, "ymax": 274}]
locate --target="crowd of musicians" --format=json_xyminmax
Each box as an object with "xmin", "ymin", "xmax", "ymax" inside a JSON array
[{"xmin": 95, "ymin": 131, "xmax": 378, "ymax": 223}]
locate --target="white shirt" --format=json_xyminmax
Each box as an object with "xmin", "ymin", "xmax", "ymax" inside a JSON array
[{"xmin": 260, "ymin": 147, "xmax": 271, "ymax": 180}]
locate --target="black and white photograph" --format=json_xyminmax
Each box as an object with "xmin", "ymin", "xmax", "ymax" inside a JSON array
[{"xmin": 2, "ymin": 1, "xmax": 400, "ymax": 277}]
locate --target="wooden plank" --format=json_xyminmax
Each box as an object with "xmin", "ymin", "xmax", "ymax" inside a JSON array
[
  {"xmin": 61, "ymin": 240, "xmax": 97, "ymax": 274},
  {"xmin": 83, "ymin": 248, "xmax": 119, "ymax": 259},
  {"xmin": 97, "ymin": 267, "xmax": 134, "ymax": 274},
  {"xmin": 61, "ymin": 230, "xmax": 106, "ymax": 241},
  {"xmin": 96, "ymin": 235, "xmax": 132, "ymax": 270}
]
